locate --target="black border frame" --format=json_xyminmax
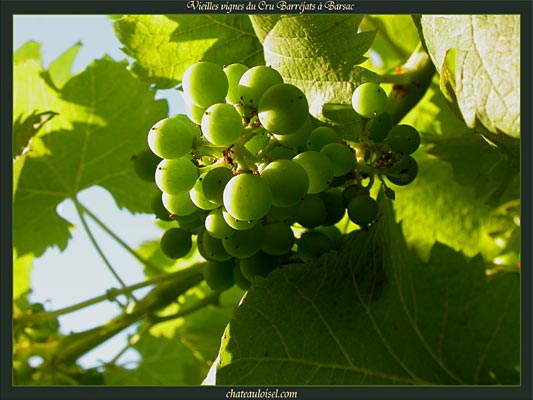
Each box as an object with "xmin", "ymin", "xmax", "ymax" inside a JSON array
[{"xmin": 1, "ymin": 1, "xmax": 532, "ymax": 400}]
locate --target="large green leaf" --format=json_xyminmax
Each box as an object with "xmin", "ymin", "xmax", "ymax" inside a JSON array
[
  {"xmin": 251, "ymin": 15, "xmax": 380, "ymax": 138},
  {"xmin": 216, "ymin": 197, "xmax": 519, "ymax": 385},
  {"xmin": 417, "ymin": 15, "xmax": 520, "ymax": 138},
  {"xmin": 113, "ymin": 15, "xmax": 264, "ymax": 89},
  {"xmin": 13, "ymin": 44, "xmax": 168, "ymax": 257},
  {"xmin": 395, "ymin": 79, "xmax": 520, "ymax": 262}
]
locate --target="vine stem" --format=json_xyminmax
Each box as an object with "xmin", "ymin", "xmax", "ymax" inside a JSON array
[
  {"xmin": 15, "ymin": 272, "xmax": 182, "ymax": 326},
  {"xmin": 78, "ymin": 202, "xmax": 162, "ymax": 276},
  {"xmin": 73, "ymin": 197, "xmax": 136, "ymax": 303}
]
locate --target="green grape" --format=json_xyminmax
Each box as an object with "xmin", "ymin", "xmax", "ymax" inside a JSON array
[
  {"xmin": 261, "ymin": 222, "xmax": 295, "ymax": 255},
  {"xmin": 182, "ymin": 92, "xmax": 207, "ymax": 125},
  {"xmin": 274, "ymin": 117, "xmax": 312, "ymax": 147},
  {"xmin": 203, "ymin": 260, "xmax": 235, "ymax": 291},
  {"xmin": 222, "ymin": 208, "xmax": 259, "ymax": 231},
  {"xmin": 205, "ymin": 208, "xmax": 234, "ymax": 239},
  {"xmin": 351, "ymin": 82, "xmax": 388, "ymax": 118},
  {"xmin": 260, "ymin": 159, "xmax": 309, "ymax": 207},
  {"xmin": 266, "ymin": 204, "xmax": 299, "ymax": 224},
  {"xmin": 224, "ymin": 63, "xmax": 249, "ymax": 104},
  {"xmin": 297, "ymin": 230, "xmax": 336, "ymax": 261},
  {"xmin": 295, "ymin": 194, "xmax": 327, "ymax": 229},
  {"xmin": 347, "ymin": 195, "xmax": 379, "ymax": 226},
  {"xmin": 150, "ymin": 190, "xmax": 173, "ymax": 221},
  {"xmin": 319, "ymin": 188, "xmax": 346, "ymax": 226},
  {"xmin": 173, "ymin": 208, "xmax": 205, "ymax": 230},
  {"xmin": 341, "ymin": 184, "xmax": 363, "ymax": 207},
  {"xmin": 292, "ymin": 151, "xmax": 334, "ymax": 194},
  {"xmin": 148, "ymin": 114, "xmax": 197, "ymax": 159},
  {"xmin": 238, "ymin": 65, "xmax": 284, "ymax": 107},
  {"xmin": 330, "ymin": 175, "xmax": 347, "ymax": 187},
  {"xmin": 190, "ymin": 172, "xmax": 219, "ymax": 210},
  {"xmin": 258, "ymin": 83, "xmax": 309, "ymax": 135},
  {"xmin": 306, "ymin": 126, "xmax": 341, "ymax": 151},
  {"xmin": 201, "ymin": 103, "xmax": 243, "ymax": 146},
  {"xmin": 386, "ymin": 155, "xmax": 418, "ymax": 186},
  {"xmin": 155, "ymin": 158, "xmax": 199, "ymax": 195},
  {"xmin": 265, "ymin": 145, "xmax": 298, "ymax": 161},
  {"xmin": 319, "ymin": 142, "xmax": 355, "ymax": 177},
  {"xmin": 366, "ymin": 112, "xmax": 392, "ymax": 142},
  {"xmin": 160, "ymin": 227, "xmax": 193, "ymax": 259},
  {"xmin": 222, "ymin": 223, "xmax": 265, "ymax": 258},
  {"xmin": 387, "ymin": 124, "xmax": 421, "ymax": 155},
  {"xmin": 182, "ymin": 61, "xmax": 228, "ymax": 108},
  {"xmin": 240, "ymin": 251, "xmax": 281, "ymax": 281},
  {"xmin": 162, "ymin": 191, "xmax": 198, "ymax": 217},
  {"xmin": 223, "ymin": 173, "xmax": 272, "ymax": 221},
  {"xmin": 132, "ymin": 149, "xmax": 161, "ymax": 182},
  {"xmin": 233, "ymin": 263, "xmax": 251, "ymax": 291},
  {"xmin": 198, "ymin": 229, "xmax": 233, "ymax": 262},
  {"xmin": 202, "ymin": 166, "xmax": 234, "ymax": 205}
]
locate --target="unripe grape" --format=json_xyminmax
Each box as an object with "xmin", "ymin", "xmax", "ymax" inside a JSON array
[
  {"xmin": 201, "ymin": 103, "xmax": 243, "ymax": 146},
  {"xmin": 155, "ymin": 158, "xmax": 199, "ymax": 195},
  {"xmin": 295, "ymin": 194, "xmax": 327, "ymax": 229},
  {"xmin": 205, "ymin": 208, "xmax": 234, "ymax": 239},
  {"xmin": 238, "ymin": 65, "xmax": 283, "ymax": 107},
  {"xmin": 162, "ymin": 191, "xmax": 198, "ymax": 217},
  {"xmin": 292, "ymin": 151, "xmax": 334, "ymax": 194},
  {"xmin": 240, "ymin": 251, "xmax": 281, "ymax": 281},
  {"xmin": 198, "ymin": 229, "xmax": 234, "ymax": 262},
  {"xmin": 233, "ymin": 263, "xmax": 251, "ymax": 291},
  {"xmin": 258, "ymin": 83, "xmax": 309, "ymax": 135},
  {"xmin": 386, "ymin": 155, "xmax": 418, "ymax": 186},
  {"xmin": 160, "ymin": 228, "xmax": 193, "ymax": 259},
  {"xmin": 151, "ymin": 190, "xmax": 173, "ymax": 221},
  {"xmin": 223, "ymin": 173, "xmax": 272, "ymax": 221},
  {"xmin": 261, "ymin": 222, "xmax": 295, "ymax": 255},
  {"xmin": 320, "ymin": 142, "xmax": 355, "ymax": 177},
  {"xmin": 261, "ymin": 159, "xmax": 309, "ymax": 207},
  {"xmin": 366, "ymin": 112, "xmax": 392, "ymax": 142},
  {"xmin": 202, "ymin": 166, "xmax": 234, "ymax": 205},
  {"xmin": 297, "ymin": 230, "xmax": 336, "ymax": 261},
  {"xmin": 182, "ymin": 61, "xmax": 228, "ymax": 108},
  {"xmin": 351, "ymin": 82, "xmax": 388, "ymax": 118},
  {"xmin": 306, "ymin": 126, "xmax": 341, "ymax": 151},
  {"xmin": 203, "ymin": 260, "xmax": 236, "ymax": 291},
  {"xmin": 132, "ymin": 150, "xmax": 161, "ymax": 182},
  {"xmin": 224, "ymin": 63, "xmax": 249, "ymax": 104},
  {"xmin": 347, "ymin": 195, "xmax": 379, "ymax": 226},
  {"xmin": 222, "ymin": 223, "xmax": 265, "ymax": 258},
  {"xmin": 148, "ymin": 114, "xmax": 197, "ymax": 159},
  {"xmin": 387, "ymin": 124, "xmax": 421, "ymax": 155}
]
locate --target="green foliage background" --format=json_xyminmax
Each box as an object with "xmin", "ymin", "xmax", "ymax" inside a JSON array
[{"xmin": 13, "ymin": 14, "xmax": 521, "ymax": 386}]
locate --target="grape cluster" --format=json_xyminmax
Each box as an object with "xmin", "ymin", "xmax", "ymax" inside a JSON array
[{"xmin": 133, "ymin": 63, "xmax": 420, "ymax": 292}]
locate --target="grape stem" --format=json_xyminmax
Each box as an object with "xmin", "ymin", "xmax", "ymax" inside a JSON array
[
  {"xmin": 73, "ymin": 197, "xmax": 137, "ymax": 304},
  {"xmin": 382, "ymin": 42, "xmax": 436, "ymax": 125},
  {"xmin": 14, "ymin": 267, "xmax": 200, "ymax": 326},
  {"xmin": 78, "ymin": 202, "xmax": 163, "ymax": 276},
  {"xmin": 44, "ymin": 263, "xmax": 206, "ymax": 367}
]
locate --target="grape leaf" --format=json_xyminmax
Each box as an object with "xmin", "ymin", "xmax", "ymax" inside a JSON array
[
  {"xmin": 13, "ymin": 45, "xmax": 168, "ymax": 257},
  {"xmin": 251, "ymin": 15, "xmax": 380, "ymax": 137},
  {"xmin": 417, "ymin": 15, "xmax": 520, "ymax": 138},
  {"xmin": 216, "ymin": 197, "xmax": 519, "ymax": 385},
  {"xmin": 43, "ymin": 41, "xmax": 82, "ymax": 90},
  {"xmin": 393, "ymin": 78, "xmax": 520, "ymax": 261},
  {"xmin": 13, "ymin": 249, "xmax": 33, "ymax": 301},
  {"xmin": 112, "ymin": 15, "xmax": 264, "ymax": 89}
]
